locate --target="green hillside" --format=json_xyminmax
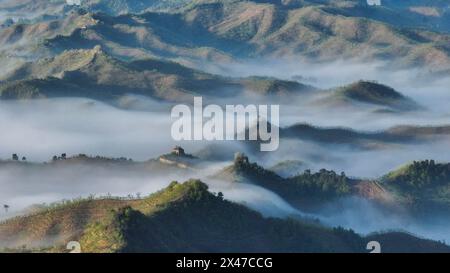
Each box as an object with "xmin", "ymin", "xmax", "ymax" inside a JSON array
[
  {"xmin": 241, "ymin": 76, "xmax": 315, "ymax": 96},
  {"xmin": 269, "ymin": 160, "xmax": 307, "ymax": 178},
  {"xmin": 3, "ymin": 1, "xmax": 450, "ymax": 73},
  {"xmin": 382, "ymin": 160, "xmax": 450, "ymax": 213},
  {"xmin": 215, "ymin": 153, "xmax": 422, "ymax": 210},
  {"xmin": 1, "ymin": 179, "xmax": 448, "ymax": 253},
  {"xmin": 324, "ymin": 81, "xmax": 421, "ymax": 111},
  {"xmin": 216, "ymin": 153, "xmax": 354, "ymax": 210},
  {"xmin": 281, "ymin": 123, "xmax": 450, "ymax": 150},
  {"xmin": 0, "ymin": 46, "xmax": 309, "ymax": 101},
  {"xmin": 0, "ymin": 179, "xmax": 361, "ymax": 253}
]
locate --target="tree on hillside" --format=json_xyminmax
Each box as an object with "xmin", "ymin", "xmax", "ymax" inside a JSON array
[{"xmin": 218, "ymin": 192, "xmax": 224, "ymax": 200}]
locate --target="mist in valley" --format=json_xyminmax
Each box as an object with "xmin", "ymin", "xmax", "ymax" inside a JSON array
[
  {"xmin": 317, "ymin": 196, "xmax": 450, "ymax": 243},
  {"xmin": 196, "ymin": 59, "xmax": 450, "ymax": 139},
  {"xmin": 1, "ymin": 59, "xmax": 450, "ymax": 245}
]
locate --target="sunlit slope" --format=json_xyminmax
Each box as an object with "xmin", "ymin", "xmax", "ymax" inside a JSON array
[
  {"xmin": 328, "ymin": 81, "xmax": 421, "ymax": 111},
  {"xmin": 214, "ymin": 153, "xmax": 395, "ymax": 211},
  {"xmin": 1, "ymin": 179, "xmax": 448, "ymax": 253},
  {"xmin": 171, "ymin": 1, "xmax": 450, "ymax": 71},
  {"xmin": 216, "ymin": 154, "xmax": 450, "ymax": 217},
  {"xmin": 0, "ymin": 180, "xmax": 361, "ymax": 252},
  {"xmin": 0, "ymin": 46, "xmax": 312, "ymax": 101},
  {"xmin": 3, "ymin": 1, "xmax": 450, "ymax": 72},
  {"xmin": 281, "ymin": 123, "xmax": 450, "ymax": 149},
  {"xmin": 382, "ymin": 160, "xmax": 450, "ymax": 214}
]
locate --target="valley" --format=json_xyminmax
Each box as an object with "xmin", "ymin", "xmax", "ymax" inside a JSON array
[{"xmin": 0, "ymin": 0, "xmax": 450, "ymax": 253}]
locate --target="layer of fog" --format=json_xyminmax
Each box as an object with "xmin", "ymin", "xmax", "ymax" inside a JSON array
[
  {"xmin": 0, "ymin": 97, "xmax": 259, "ymax": 162},
  {"xmin": 0, "ymin": 160, "xmax": 305, "ymax": 222},
  {"xmin": 207, "ymin": 179, "xmax": 307, "ymax": 218},
  {"xmin": 1, "ymin": 134, "xmax": 449, "ymax": 243},
  {"xmin": 1, "ymin": 3, "xmax": 450, "ymax": 248},
  {"xmin": 256, "ymin": 137, "xmax": 450, "ymax": 178},
  {"xmin": 317, "ymin": 197, "xmax": 450, "ymax": 243},
  {"xmin": 207, "ymin": 59, "xmax": 450, "ymax": 131},
  {"xmin": 0, "ymin": 79, "xmax": 450, "ymax": 244},
  {"xmin": 1, "ymin": 95, "xmax": 450, "ymax": 177},
  {"xmin": 9, "ymin": 150, "xmax": 447, "ymax": 243},
  {"xmin": 0, "ymin": 98, "xmax": 176, "ymax": 162},
  {"xmin": 207, "ymin": 58, "xmax": 447, "ymax": 91},
  {"xmin": 1, "ymin": 158, "xmax": 450, "ymax": 246}
]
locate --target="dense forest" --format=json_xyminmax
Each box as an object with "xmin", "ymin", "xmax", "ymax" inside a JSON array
[
  {"xmin": 382, "ymin": 160, "xmax": 450, "ymax": 215},
  {"xmin": 233, "ymin": 154, "xmax": 353, "ymax": 208},
  {"xmin": 383, "ymin": 160, "xmax": 450, "ymax": 190}
]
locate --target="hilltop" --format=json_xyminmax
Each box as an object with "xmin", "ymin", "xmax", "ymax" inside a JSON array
[
  {"xmin": 0, "ymin": 151, "xmax": 198, "ymax": 182},
  {"xmin": 280, "ymin": 123, "xmax": 450, "ymax": 150},
  {"xmin": 324, "ymin": 0, "xmax": 450, "ymax": 34},
  {"xmin": 318, "ymin": 81, "xmax": 421, "ymax": 112},
  {"xmin": 1, "ymin": 150, "xmax": 450, "ymax": 251},
  {"xmin": 215, "ymin": 153, "xmax": 406, "ymax": 210},
  {"xmin": 214, "ymin": 153, "xmax": 450, "ymax": 219},
  {"xmin": 241, "ymin": 76, "xmax": 315, "ymax": 96},
  {"xmin": 0, "ymin": 46, "xmax": 230, "ymax": 101},
  {"xmin": 1, "ymin": 179, "xmax": 448, "ymax": 253},
  {"xmin": 0, "ymin": 46, "xmax": 311, "ymax": 102},
  {"xmin": 381, "ymin": 160, "xmax": 450, "ymax": 215},
  {"xmin": 2, "ymin": 1, "xmax": 450, "ymax": 73},
  {"xmin": 0, "ymin": 179, "xmax": 360, "ymax": 252},
  {"xmin": 215, "ymin": 153, "xmax": 357, "ymax": 210},
  {"xmin": 269, "ymin": 160, "xmax": 307, "ymax": 178}
]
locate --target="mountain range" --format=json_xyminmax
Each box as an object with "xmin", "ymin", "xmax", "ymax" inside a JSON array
[
  {"xmin": 1, "ymin": 0, "xmax": 450, "ymax": 74},
  {"xmin": 1, "ymin": 0, "xmax": 450, "ymax": 253}
]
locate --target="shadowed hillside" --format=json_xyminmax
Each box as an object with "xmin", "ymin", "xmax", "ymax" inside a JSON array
[
  {"xmin": 0, "ymin": 46, "xmax": 312, "ymax": 102},
  {"xmin": 281, "ymin": 123, "xmax": 450, "ymax": 149},
  {"xmin": 318, "ymin": 81, "xmax": 421, "ymax": 112},
  {"xmin": 2, "ymin": 1, "xmax": 450, "ymax": 73},
  {"xmin": 1, "ymin": 179, "xmax": 448, "ymax": 253},
  {"xmin": 215, "ymin": 153, "xmax": 357, "ymax": 210}
]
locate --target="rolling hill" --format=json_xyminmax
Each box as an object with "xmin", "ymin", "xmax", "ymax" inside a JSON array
[
  {"xmin": 1, "ymin": 179, "xmax": 448, "ymax": 253},
  {"xmin": 269, "ymin": 160, "xmax": 307, "ymax": 178},
  {"xmin": 215, "ymin": 153, "xmax": 450, "ymax": 212},
  {"xmin": 321, "ymin": 0, "xmax": 450, "ymax": 34},
  {"xmin": 1, "ymin": 0, "xmax": 450, "ymax": 255},
  {"xmin": 220, "ymin": 153, "xmax": 450, "ymax": 217},
  {"xmin": 0, "ymin": 179, "xmax": 360, "ymax": 252},
  {"xmin": 318, "ymin": 81, "xmax": 421, "ymax": 112},
  {"xmin": 381, "ymin": 160, "xmax": 450, "ymax": 215},
  {"xmin": 0, "ymin": 46, "xmax": 313, "ymax": 101},
  {"xmin": 281, "ymin": 123, "xmax": 450, "ymax": 149},
  {"xmin": 215, "ymin": 153, "xmax": 358, "ymax": 210},
  {"xmin": 2, "ymin": 0, "xmax": 450, "ymax": 73}
]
